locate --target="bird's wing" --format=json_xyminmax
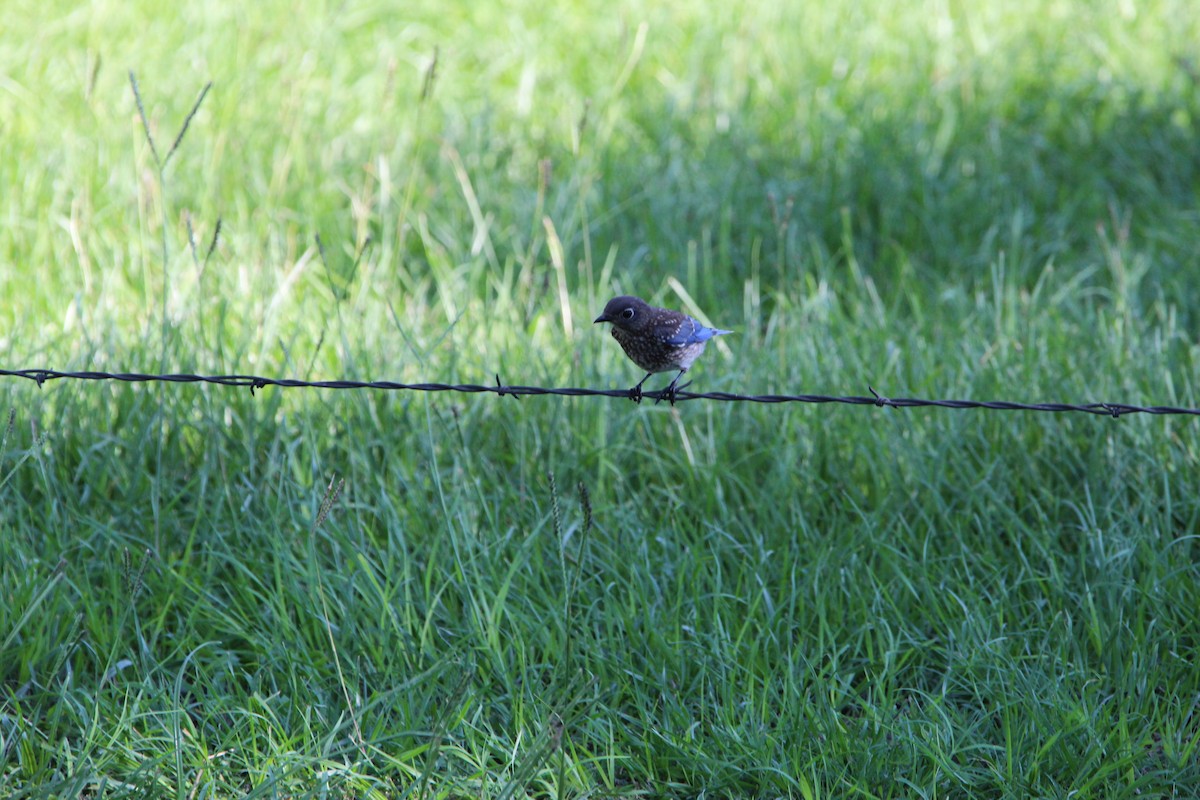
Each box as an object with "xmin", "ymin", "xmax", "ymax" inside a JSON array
[{"xmin": 658, "ymin": 316, "xmax": 722, "ymax": 345}]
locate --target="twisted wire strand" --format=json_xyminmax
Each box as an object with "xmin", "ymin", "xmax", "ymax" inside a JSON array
[{"xmin": 4, "ymin": 368, "xmax": 1198, "ymax": 418}]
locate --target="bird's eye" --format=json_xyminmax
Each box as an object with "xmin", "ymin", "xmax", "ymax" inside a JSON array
[{"xmin": 620, "ymin": 307, "xmax": 635, "ymax": 320}]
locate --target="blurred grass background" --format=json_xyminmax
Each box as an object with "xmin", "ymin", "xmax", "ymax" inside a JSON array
[{"xmin": 2, "ymin": 0, "xmax": 1199, "ymax": 797}]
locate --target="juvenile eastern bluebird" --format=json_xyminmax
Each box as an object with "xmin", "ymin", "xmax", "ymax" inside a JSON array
[{"xmin": 593, "ymin": 295, "xmax": 733, "ymax": 404}]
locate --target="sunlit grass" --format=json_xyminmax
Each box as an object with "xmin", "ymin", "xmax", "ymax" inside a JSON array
[{"xmin": 2, "ymin": 0, "xmax": 1199, "ymax": 797}]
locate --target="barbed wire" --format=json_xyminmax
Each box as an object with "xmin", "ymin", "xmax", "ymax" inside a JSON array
[{"xmin": 4, "ymin": 368, "xmax": 1198, "ymax": 418}]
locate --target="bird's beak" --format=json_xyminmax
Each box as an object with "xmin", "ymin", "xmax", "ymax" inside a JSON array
[{"xmin": 593, "ymin": 313, "xmax": 609, "ymax": 324}]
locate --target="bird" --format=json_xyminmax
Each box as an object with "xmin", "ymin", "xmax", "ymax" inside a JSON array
[{"xmin": 593, "ymin": 295, "xmax": 733, "ymax": 404}]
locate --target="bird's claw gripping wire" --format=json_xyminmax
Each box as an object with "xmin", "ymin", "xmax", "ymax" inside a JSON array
[{"xmin": 655, "ymin": 379, "xmax": 692, "ymax": 406}]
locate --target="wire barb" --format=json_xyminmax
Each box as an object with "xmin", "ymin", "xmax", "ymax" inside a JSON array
[
  {"xmin": 654, "ymin": 379, "xmax": 692, "ymax": 407},
  {"xmin": 496, "ymin": 374, "xmax": 519, "ymax": 401},
  {"xmin": 2, "ymin": 369, "xmax": 1199, "ymax": 417}
]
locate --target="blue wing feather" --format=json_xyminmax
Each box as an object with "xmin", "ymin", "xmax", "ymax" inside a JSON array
[{"xmin": 658, "ymin": 316, "xmax": 731, "ymax": 346}]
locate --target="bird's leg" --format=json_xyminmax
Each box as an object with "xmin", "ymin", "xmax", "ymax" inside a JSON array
[
  {"xmin": 628, "ymin": 372, "xmax": 653, "ymax": 404},
  {"xmin": 656, "ymin": 369, "xmax": 688, "ymax": 406}
]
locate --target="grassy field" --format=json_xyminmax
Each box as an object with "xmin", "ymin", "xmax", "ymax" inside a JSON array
[{"xmin": 3, "ymin": 0, "xmax": 1200, "ymax": 797}]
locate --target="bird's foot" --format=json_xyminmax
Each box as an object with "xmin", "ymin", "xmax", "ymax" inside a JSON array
[
  {"xmin": 655, "ymin": 379, "xmax": 693, "ymax": 406},
  {"xmin": 626, "ymin": 384, "xmax": 644, "ymax": 404}
]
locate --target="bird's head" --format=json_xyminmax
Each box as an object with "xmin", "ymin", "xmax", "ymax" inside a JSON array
[{"xmin": 593, "ymin": 295, "xmax": 650, "ymax": 332}]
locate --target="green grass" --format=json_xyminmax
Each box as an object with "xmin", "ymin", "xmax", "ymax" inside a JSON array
[{"xmin": 3, "ymin": 0, "xmax": 1200, "ymax": 797}]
